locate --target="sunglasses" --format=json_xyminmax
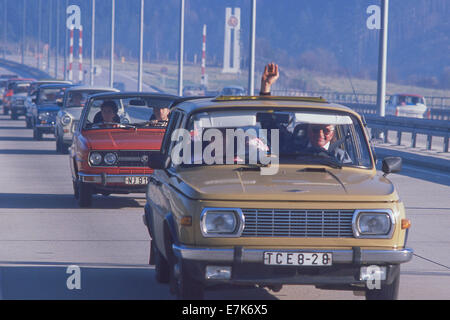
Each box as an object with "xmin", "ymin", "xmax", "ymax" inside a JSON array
[{"xmin": 311, "ymin": 126, "xmax": 334, "ymax": 135}]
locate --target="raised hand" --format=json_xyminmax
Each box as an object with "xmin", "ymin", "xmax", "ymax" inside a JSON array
[{"xmin": 261, "ymin": 63, "xmax": 279, "ymax": 94}]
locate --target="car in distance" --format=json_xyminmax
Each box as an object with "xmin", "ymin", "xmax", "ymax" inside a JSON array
[
  {"xmin": 183, "ymin": 85, "xmax": 206, "ymax": 97},
  {"xmin": 2, "ymin": 78, "xmax": 35, "ymax": 115},
  {"xmin": 9, "ymin": 81, "xmax": 33, "ymax": 120},
  {"xmin": 25, "ymin": 80, "xmax": 73, "ymax": 128},
  {"xmin": 70, "ymin": 92, "xmax": 179, "ymax": 207},
  {"xmin": 30, "ymin": 83, "xmax": 74, "ymax": 140},
  {"xmin": 386, "ymin": 94, "xmax": 428, "ymax": 119},
  {"xmin": 219, "ymin": 85, "xmax": 246, "ymax": 96},
  {"xmin": 144, "ymin": 95, "xmax": 413, "ymax": 300},
  {"xmin": 55, "ymin": 86, "xmax": 119, "ymax": 154}
]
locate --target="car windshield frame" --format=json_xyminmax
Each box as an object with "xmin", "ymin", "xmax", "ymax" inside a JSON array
[
  {"xmin": 170, "ymin": 106, "xmax": 374, "ymax": 170},
  {"xmin": 80, "ymin": 93, "xmax": 179, "ymax": 131}
]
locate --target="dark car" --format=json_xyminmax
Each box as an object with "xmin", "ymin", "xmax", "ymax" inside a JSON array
[
  {"xmin": 30, "ymin": 83, "xmax": 74, "ymax": 140},
  {"xmin": 25, "ymin": 80, "xmax": 73, "ymax": 128},
  {"xmin": 9, "ymin": 81, "xmax": 32, "ymax": 120},
  {"xmin": 2, "ymin": 78, "xmax": 35, "ymax": 115}
]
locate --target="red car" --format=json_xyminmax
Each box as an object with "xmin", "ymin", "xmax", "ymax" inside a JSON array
[{"xmin": 70, "ymin": 92, "xmax": 179, "ymax": 207}]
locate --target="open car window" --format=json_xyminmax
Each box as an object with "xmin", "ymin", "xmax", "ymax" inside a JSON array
[
  {"xmin": 82, "ymin": 96, "xmax": 176, "ymax": 129},
  {"xmin": 175, "ymin": 108, "xmax": 373, "ymax": 169}
]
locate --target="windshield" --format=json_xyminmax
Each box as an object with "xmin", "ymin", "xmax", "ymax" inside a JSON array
[
  {"xmin": 13, "ymin": 83, "xmax": 31, "ymax": 94},
  {"xmin": 65, "ymin": 91, "xmax": 105, "ymax": 108},
  {"xmin": 83, "ymin": 96, "xmax": 175, "ymax": 130},
  {"xmin": 398, "ymin": 95, "xmax": 425, "ymax": 105},
  {"xmin": 176, "ymin": 109, "xmax": 372, "ymax": 169},
  {"xmin": 38, "ymin": 88, "xmax": 65, "ymax": 104}
]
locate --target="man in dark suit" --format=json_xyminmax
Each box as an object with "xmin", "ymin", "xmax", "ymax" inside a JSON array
[{"xmin": 260, "ymin": 63, "xmax": 352, "ymax": 164}]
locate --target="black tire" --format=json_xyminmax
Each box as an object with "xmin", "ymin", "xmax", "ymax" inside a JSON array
[
  {"xmin": 73, "ymin": 180, "xmax": 79, "ymax": 200},
  {"xmin": 152, "ymin": 241, "xmax": 170, "ymax": 283},
  {"xmin": 56, "ymin": 136, "xmax": 61, "ymax": 153},
  {"xmin": 33, "ymin": 127, "xmax": 43, "ymax": 140},
  {"xmin": 365, "ymin": 270, "xmax": 400, "ymax": 300},
  {"xmin": 77, "ymin": 180, "xmax": 93, "ymax": 208},
  {"xmin": 61, "ymin": 143, "xmax": 70, "ymax": 154},
  {"xmin": 167, "ymin": 234, "xmax": 204, "ymax": 299}
]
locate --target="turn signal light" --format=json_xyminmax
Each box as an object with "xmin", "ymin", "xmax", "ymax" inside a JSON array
[
  {"xmin": 401, "ymin": 219, "xmax": 411, "ymax": 229},
  {"xmin": 180, "ymin": 216, "xmax": 192, "ymax": 226}
]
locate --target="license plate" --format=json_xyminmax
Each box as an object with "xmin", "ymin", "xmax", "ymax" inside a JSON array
[
  {"xmin": 263, "ymin": 252, "xmax": 332, "ymax": 266},
  {"xmin": 124, "ymin": 176, "xmax": 149, "ymax": 185}
]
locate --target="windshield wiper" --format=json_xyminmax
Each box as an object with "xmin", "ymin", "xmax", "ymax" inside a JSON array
[
  {"xmin": 234, "ymin": 163, "xmax": 269, "ymax": 172},
  {"xmin": 287, "ymin": 152, "xmax": 343, "ymax": 169}
]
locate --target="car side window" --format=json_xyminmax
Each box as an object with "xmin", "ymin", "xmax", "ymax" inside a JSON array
[{"xmin": 161, "ymin": 110, "xmax": 183, "ymax": 156}]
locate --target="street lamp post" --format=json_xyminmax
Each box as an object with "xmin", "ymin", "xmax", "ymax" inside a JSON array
[
  {"xmin": 177, "ymin": 0, "xmax": 185, "ymax": 96},
  {"xmin": 138, "ymin": 0, "xmax": 144, "ymax": 92},
  {"xmin": 248, "ymin": 0, "xmax": 256, "ymax": 96},
  {"xmin": 3, "ymin": 0, "xmax": 6, "ymax": 59},
  {"xmin": 109, "ymin": 0, "xmax": 115, "ymax": 88},
  {"xmin": 37, "ymin": 0, "xmax": 41, "ymax": 69},
  {"xmin": 64, "ymin": 0, "xmax": 68, "ymax": 80},
  {"xmin": 55, "ymin": 0, "xmax": 59, "ymax": 78},
  {"xmin": 376, "ymin": 0, "xmax": 389, "ymax": 118},
  {"xmin": 48, "ymin": 0, "xmax": 52, "ymax": 75},
  {"xmin": 22, "ymin": 0, "xmax": 26, "ymax": 65},
  {"xmin": 90, "ymin": 0, "xmax": 95, "ymax": 86}
]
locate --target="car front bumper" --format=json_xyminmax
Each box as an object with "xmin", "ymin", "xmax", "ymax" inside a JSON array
[
  {"xmin": 173, "ymin": 244, "xmax": 413, "ymax": 287},
  {"xmin": 79, "ymin": 172, "xmax": 150, "ymax": 193}
]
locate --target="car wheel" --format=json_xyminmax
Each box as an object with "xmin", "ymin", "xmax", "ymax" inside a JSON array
[
  {"xmin": 33, "ymin": 127, "xmax": 43, "ymax": 140},
  {"xmin": 61, "ymin": 143, "xmax": 70, "ymax": 154},
  {"xmin": 56, "ymin": 136, "xmax": 61, "ymax": 153},
  {"xmin": 77, "ymin": 180, "xmax": 93, "ymax": 208},
  {"xmin": 73, "ymin": 180, "xmax": 79, "ymax": 200},
  {"xmin": 167, "ymin": 235, "xmax": 204, "ymax": 300},
  {"xmin": 152, "ymin": 241, "xmax": 170, "ymax": 284},
  {"xmin": 365, "ymin": 269, "xmax": 400, "ymax": 300}
]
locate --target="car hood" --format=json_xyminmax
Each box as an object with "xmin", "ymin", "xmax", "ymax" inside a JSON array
[
  {"xmin": 84, "ymin": 129, "xmax": 165, "ymax": 150},
  {"xmin": 169, "ymin": 166, "xmax": 399, "ymax": 202},
  {"xmin": 37, "ymin": 104, "xmax": 60, "ymax": 112},
  {"xmin": 62, "ymin": 107, "xmax": 83, "ymax": 120}
]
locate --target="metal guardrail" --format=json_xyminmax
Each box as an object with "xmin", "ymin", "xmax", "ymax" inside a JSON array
[
  {"xmin": 272, "ymin": 89, "xmax": 450, "ymax": 120},
  {"xmin": 273, "ymin": 89, "xmax": 450, "ymax": 109},
  {"xmin": 364, "ymin": 115, "xmax": 450, "ymax": 153},
  {"xmin": 0, "ymin": 58, "xmax": 52, "ymax": 80}
]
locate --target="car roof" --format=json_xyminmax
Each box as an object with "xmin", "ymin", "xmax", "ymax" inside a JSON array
[
  {"xmin": 32, "ymin": 80, "xmax": 72, "ymax": 84},
  {"xmin": 65, "ymin": 85, "xmax": 119, "ymax": 92},
  {"xmin": 172, "ymin": 96, "xmax": 360, "ymax": 117},
  {"xmin": 395, "ymin": 93, "xmax": 424, "ymax": 98},
  {"xmin": 39, "ymin": 83, "xmax": 75, "ymax": 89},
  {"xmin": 87, "ymin": 91, "xmax": 179, "ymax": 100}
]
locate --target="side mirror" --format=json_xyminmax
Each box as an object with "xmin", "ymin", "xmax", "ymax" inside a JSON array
[
  {"xmin": 149, "ymin": 153, "xmax": 170, "ymax": 170},
  {"xmin": 382, "ymin": 157, "xmax": 402, "ymax": 176}
]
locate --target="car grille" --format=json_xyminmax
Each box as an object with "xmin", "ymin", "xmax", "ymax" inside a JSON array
[
  {"xmin": 242, "ymin": 209, "xmax": 355, "ymax": 238},
  {"xmin": 117, "ymin": 150, "xmax": 157, "ymax": 167}
]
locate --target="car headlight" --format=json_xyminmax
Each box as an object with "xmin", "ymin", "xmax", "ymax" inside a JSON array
[
  {"xmin": 89, "ymin": 152, "xmax": 103, "ymax": 166},
  {"xmin": 353, "ymin": 210, "xmax": 395, "ymax": 238},
  {"xmin": 200, "ymin": 208, "xmax": 244, "ymax": 237},
  {"xmin": 104, "ymin": 152, "xmax": 118, "ymax": 166},
  {"xmin": 61, "ymin": 115, "xmax": 72, "ymax": 126}
]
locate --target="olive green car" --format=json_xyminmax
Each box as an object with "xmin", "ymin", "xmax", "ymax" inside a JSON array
[{"xmin": 143, "ymin": 96, "xmax": 413, "ymax": 300}]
